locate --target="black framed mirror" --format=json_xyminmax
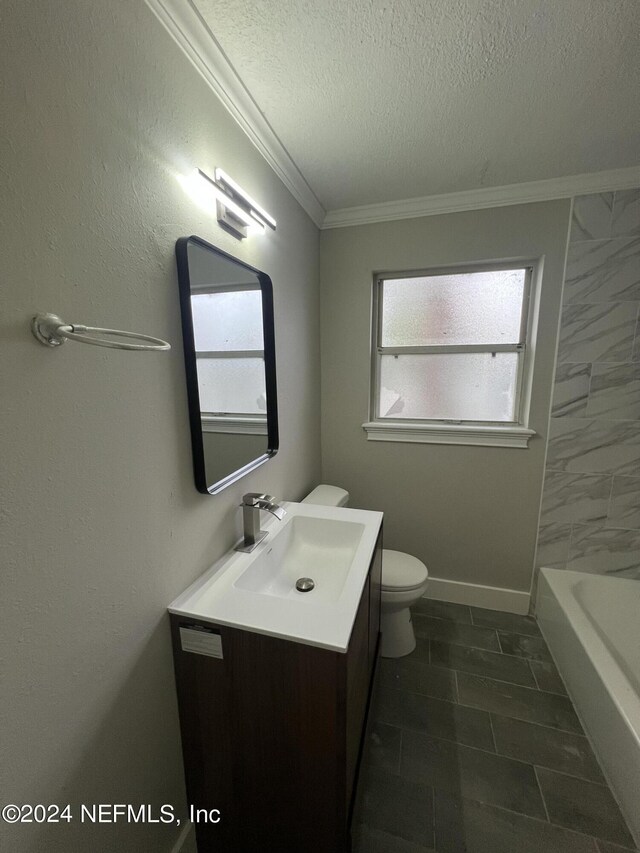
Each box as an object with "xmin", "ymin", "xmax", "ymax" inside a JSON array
[{"xmin": 175, "ymin": 236, "xmax": 278, "ymax": 494}]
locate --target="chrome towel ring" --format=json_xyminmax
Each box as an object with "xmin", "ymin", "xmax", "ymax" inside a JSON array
[{"xmin": 31, "ymin": 313, "xmax": 171, "ymax": 352}]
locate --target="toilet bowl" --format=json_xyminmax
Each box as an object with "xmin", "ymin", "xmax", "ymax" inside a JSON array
[{"xmin": 301, "ymin": 485, "xmax": 429, "ymax": 658}]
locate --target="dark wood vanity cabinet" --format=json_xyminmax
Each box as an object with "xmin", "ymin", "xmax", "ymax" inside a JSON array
[{"xmin": 170, "ymin": 528, "xmax": 382, "ymax": 853}]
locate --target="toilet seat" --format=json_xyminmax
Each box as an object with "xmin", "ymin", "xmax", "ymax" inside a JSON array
[{"xmin": 382, "ymin": 549, "xmax": 428, "ymax": 592}]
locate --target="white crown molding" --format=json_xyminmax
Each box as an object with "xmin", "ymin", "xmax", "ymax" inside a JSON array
[
  {"xmin": 323, "ymin": 165, "xmax": 640, "ymax": 229},
  {"xmin": 144, "ymin": 0, "xmax": 325, "ymax": 228}
]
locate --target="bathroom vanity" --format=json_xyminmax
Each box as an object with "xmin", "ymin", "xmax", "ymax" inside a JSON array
[{"xmin": 169, "ymin": 502, "xmax": 383, "ymax": 852}]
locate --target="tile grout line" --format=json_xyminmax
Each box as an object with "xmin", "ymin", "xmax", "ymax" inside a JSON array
[
  {"xmin": 381, "ymin": 669, "xmax": 583, "ymax": 734},
  {"xmin": 380, "ymin": 703, "xmax": 590, "ymax": 754},
  {"xmin": 426, "ymin": 636, "xmax": 545, "ymax": 664},
  {"xmin": 394, "ymin": 636, "xmax": 562, "ymax": 687},
  {"xmin": 417, "ymin": 733, "xmax": 604, "ymax": 785},
  {"xmin": 453, "ymin": 698, "xmax": 583, "ymax": 737},
  {"xmin": 533, "ymin": 764, "xmax": 635, "ymax": 847},
  {"xmin": 415, "ymin": 628, "xmax": 542, "ymax": 657},
  {"xmin": 429, "ymin": 656, "xmax": 549, "ymax": 689},
  {"xmin": 416, "ymin": 636, "xmax": 502, "ymax": 655},
  {"xmin": 462, "ymin": 703, "xmax": 591, "ymax": 744},
  {"xmin": 529, "ymin": 659, "xmax": 541, "ymax": 691},
  {"xmin": 420, "ymin": 789, "xmax": 624, "ymax": 849},
  {"xmin": 533, "ymin": 765, "xmax": 551, "ymax": 823},
  {"xmin": 393, "ymin": 722, "xmax": 607, "ymax": 782},
  {"xmin": 488, "ymin": 712, "xmax": 497, "ymax": 753},
  {"xmin": 607, "ymin": 193, "xmax": 615, "ymax": 236},
  {"xmin": 421, "ymin": 612, "xmax": 543, "ymax": 639},
  {"xmin": 530, "ymin": 763, "xmax": 611, "ymax": 788},
  {"xmin": 449, "ymin": 666, "xmax": 570, "ymax": 699},
  {"xmin": 431, "ymin": 785, "xmax": 436, "ymax": 853},
  {"xmin": 604, "ymin": 472, "xmax": 616, "ymax": 526}
]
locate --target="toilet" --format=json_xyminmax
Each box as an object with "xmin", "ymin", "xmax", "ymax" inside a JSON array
[{"xmin": 302, "ymin": 485, "xmax": 429, "ymax": 658}]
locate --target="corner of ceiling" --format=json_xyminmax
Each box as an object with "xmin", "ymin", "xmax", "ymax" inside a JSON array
[
  {"xmin": 145, "ymin": 0, "xmax": 639, "ymax": 233},
  {"xmin": 321, "ymin": 166, "xmax": 640, "ymax": 229},
  {"xmin": 144, "ymin": 0, "xmax": 326, "ymax": 228}
]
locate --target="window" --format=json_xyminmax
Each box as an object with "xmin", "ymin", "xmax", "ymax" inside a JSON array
[{"xmin": 364, "ymin": 263, "xmax": 538, "ymax": 447}]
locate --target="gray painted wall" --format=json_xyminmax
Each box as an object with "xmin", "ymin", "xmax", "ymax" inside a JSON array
[
  {"xmin": 320, "ymin": 201, "xmax": 571, "ymax": 595},
  {"xmin": 536, "ymin": 190, "xmax": 640, "ymax": 579},
  {"xmin": 0, "ymin": 2, "xmax": 320, "ymax": 851}
]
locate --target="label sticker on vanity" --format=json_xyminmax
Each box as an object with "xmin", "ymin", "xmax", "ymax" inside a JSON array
[{"xmin": 180, "ymin": 626, "xmax": 223, "ymax": 659}]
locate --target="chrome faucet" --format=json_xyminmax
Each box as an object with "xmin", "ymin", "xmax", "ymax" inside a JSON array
[{"xmin": 235, "ymin": 493, "xmax": 286, "ymax": 553}]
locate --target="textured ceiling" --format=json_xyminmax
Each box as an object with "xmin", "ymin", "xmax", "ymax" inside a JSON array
[{"xmin": 193, "ymin": 0, "xmax": 640, "ymax": 211}]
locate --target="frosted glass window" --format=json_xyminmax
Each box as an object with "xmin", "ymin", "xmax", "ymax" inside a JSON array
[
  {"xmin": 381, "ymin": 269, "xmax": 526, "ymax": 347},
  {"xmin": 379, "ymin": 353, "xmax": 518, "ymax": 422},
  {"xmin": 197, "ymin": 358, "xmax": 266, "ymax": 414},
  {"xmin": 373, "ymin": 265, "xmax": 531, "ymax": 426},
  {"xmin": 192, "ymin": 290, "xmax": 264, "ymax": 351}
]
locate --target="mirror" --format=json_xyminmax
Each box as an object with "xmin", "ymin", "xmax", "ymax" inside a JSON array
[{"xmin": 175, "ymin": 236, "xmax": 278, "ymax": 494}]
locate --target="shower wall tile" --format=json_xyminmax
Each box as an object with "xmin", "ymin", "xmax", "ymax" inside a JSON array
[
  {"xmin": 563, "ymin": 237, "xmax": 640, "ymax": 304},
  {"xmin": 536, "ymin": 186, "xmax": 640, "ymax": 585},
  {"xmin": 611, "ymin": 189, "xmax": 640, "ymax": 237},
  {"xmin": 586, "ymin": 363, "xmax": 640, "ymax": 420},
  {"xmin": 632, "ymin": 315, "xmax": 640, "ymax": 362},
  {"xmin": 567, "ymin": 526, "xmax": 640, "ymax": 579},
  {"xmin": 607, "ymin": 476, "xmax": 640, "ymax": 530},
  {"xmin": 557, "ymin": 302, "xmax": 637, "ymax": 364},
  {"xmin": 540, "ymin": 471, "xmax": 611, "ymax": 525},
  {"xmin": 551, "ymin": 363, "xmax": 590, "ymax": 417},
  {"xmin": 570, "ymin": 193, "xmax": 613, "ymax": 242},
  {"xmin": 535, "ymin": 523, "xmax": 571, "ymax": 570},
  {"xmin": 546, "ymin": 418, "xmax": 640, "ymax": 475}
]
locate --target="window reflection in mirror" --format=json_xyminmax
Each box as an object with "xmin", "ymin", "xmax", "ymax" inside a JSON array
[{"xmin": 176, "ymin": 237, "xmax": 278, "ymax": 494}]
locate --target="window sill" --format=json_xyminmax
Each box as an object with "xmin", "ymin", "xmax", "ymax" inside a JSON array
[{"xmin": 362, "ymin": 421, "xmax": 535, "ymax": 448}]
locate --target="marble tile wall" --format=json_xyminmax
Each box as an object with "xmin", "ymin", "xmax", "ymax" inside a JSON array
[{"xmin": 536, "ymin": 188, "xmax": 640, "ymax": 581}]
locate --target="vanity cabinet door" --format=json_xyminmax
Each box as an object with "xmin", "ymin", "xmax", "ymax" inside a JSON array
[
  {"xmin": 345, "ymin": 579, "xmax": 370, "ymax": 805},
  {"xmin": 368, "ymin": 531, "xmax": 382, "ymax": 669},
  {"xmin": 170, "ymin": 524, "xmax": 382, "ymax": 853}
]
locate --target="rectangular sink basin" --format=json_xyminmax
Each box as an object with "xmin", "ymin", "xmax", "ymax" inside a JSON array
[
  {"xmin": 233, "ymin": 515, "xmax": 365, "ymax": 603},
  {"xmin": 168, "ymin": 501, "xmax": 383, "ymax": 652}
]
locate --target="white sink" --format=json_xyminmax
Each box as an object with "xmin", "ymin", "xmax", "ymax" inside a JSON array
[
  {"xmin": 234, "ymin": 515, "xmax": 365, "ymax": 603},
  {"xmin": 168, "ymin": 501, "xmax": 383, "ymax": 652}
]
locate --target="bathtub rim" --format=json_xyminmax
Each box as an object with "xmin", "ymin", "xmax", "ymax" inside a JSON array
[
  {"xmin": 537, "ymin": 567, "xmax": 640, "ymax": 847},
  {"xmin": 540, "ymin": 567, "xmax": 640, "ymax": 742}
]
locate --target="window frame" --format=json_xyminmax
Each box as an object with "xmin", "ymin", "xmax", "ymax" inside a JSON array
[{"xmin": 364, "ymin": 259, "xmax": 539, "ymax": 448}]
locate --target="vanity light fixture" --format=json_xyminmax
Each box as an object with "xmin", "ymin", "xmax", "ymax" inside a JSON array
[
  {"xmin": 214, "ymin": 168, "xmax": 277, "ymax": 232},
  {"xmin": 180, "ymin": 168, "xmax": 276, "ymax": 240}
]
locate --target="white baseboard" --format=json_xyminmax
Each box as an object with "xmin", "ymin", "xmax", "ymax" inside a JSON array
[
  {"xmin": 170, "ymin": 822, "xmax": 195, "ymax": 853},
  {"xmin": 424, "ymin": 576, "xmax": 530, "ymax": 615}
]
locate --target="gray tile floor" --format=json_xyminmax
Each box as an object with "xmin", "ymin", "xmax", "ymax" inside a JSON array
[{"xmin": 354, "ymin": 600, "xmax": 638, "ymax": 853}]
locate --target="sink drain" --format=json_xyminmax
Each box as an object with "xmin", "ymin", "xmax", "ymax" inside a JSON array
[{"xmin": 295, "ymin": 577, "xmax": 315, "ymax": 593}]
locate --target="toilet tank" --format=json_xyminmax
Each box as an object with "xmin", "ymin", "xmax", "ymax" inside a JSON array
[{"xmin": 302, "ymin": 484, "xmax": 349, "ymax": 507}]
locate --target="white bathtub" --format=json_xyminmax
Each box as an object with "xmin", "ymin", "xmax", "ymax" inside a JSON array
[{"xmin": 537, "ymin": 568, "xmax": 640, "ymax": 846}]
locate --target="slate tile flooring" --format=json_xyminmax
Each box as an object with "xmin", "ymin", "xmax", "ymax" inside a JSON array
[{"xmin": 354, "ymin": 600, "xmax": 637, "ymax": 853}]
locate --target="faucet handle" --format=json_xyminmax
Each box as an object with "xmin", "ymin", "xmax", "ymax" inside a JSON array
[{"xmin": 241, "ymin": 492, "xmax": 276, "ymax": 506}]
